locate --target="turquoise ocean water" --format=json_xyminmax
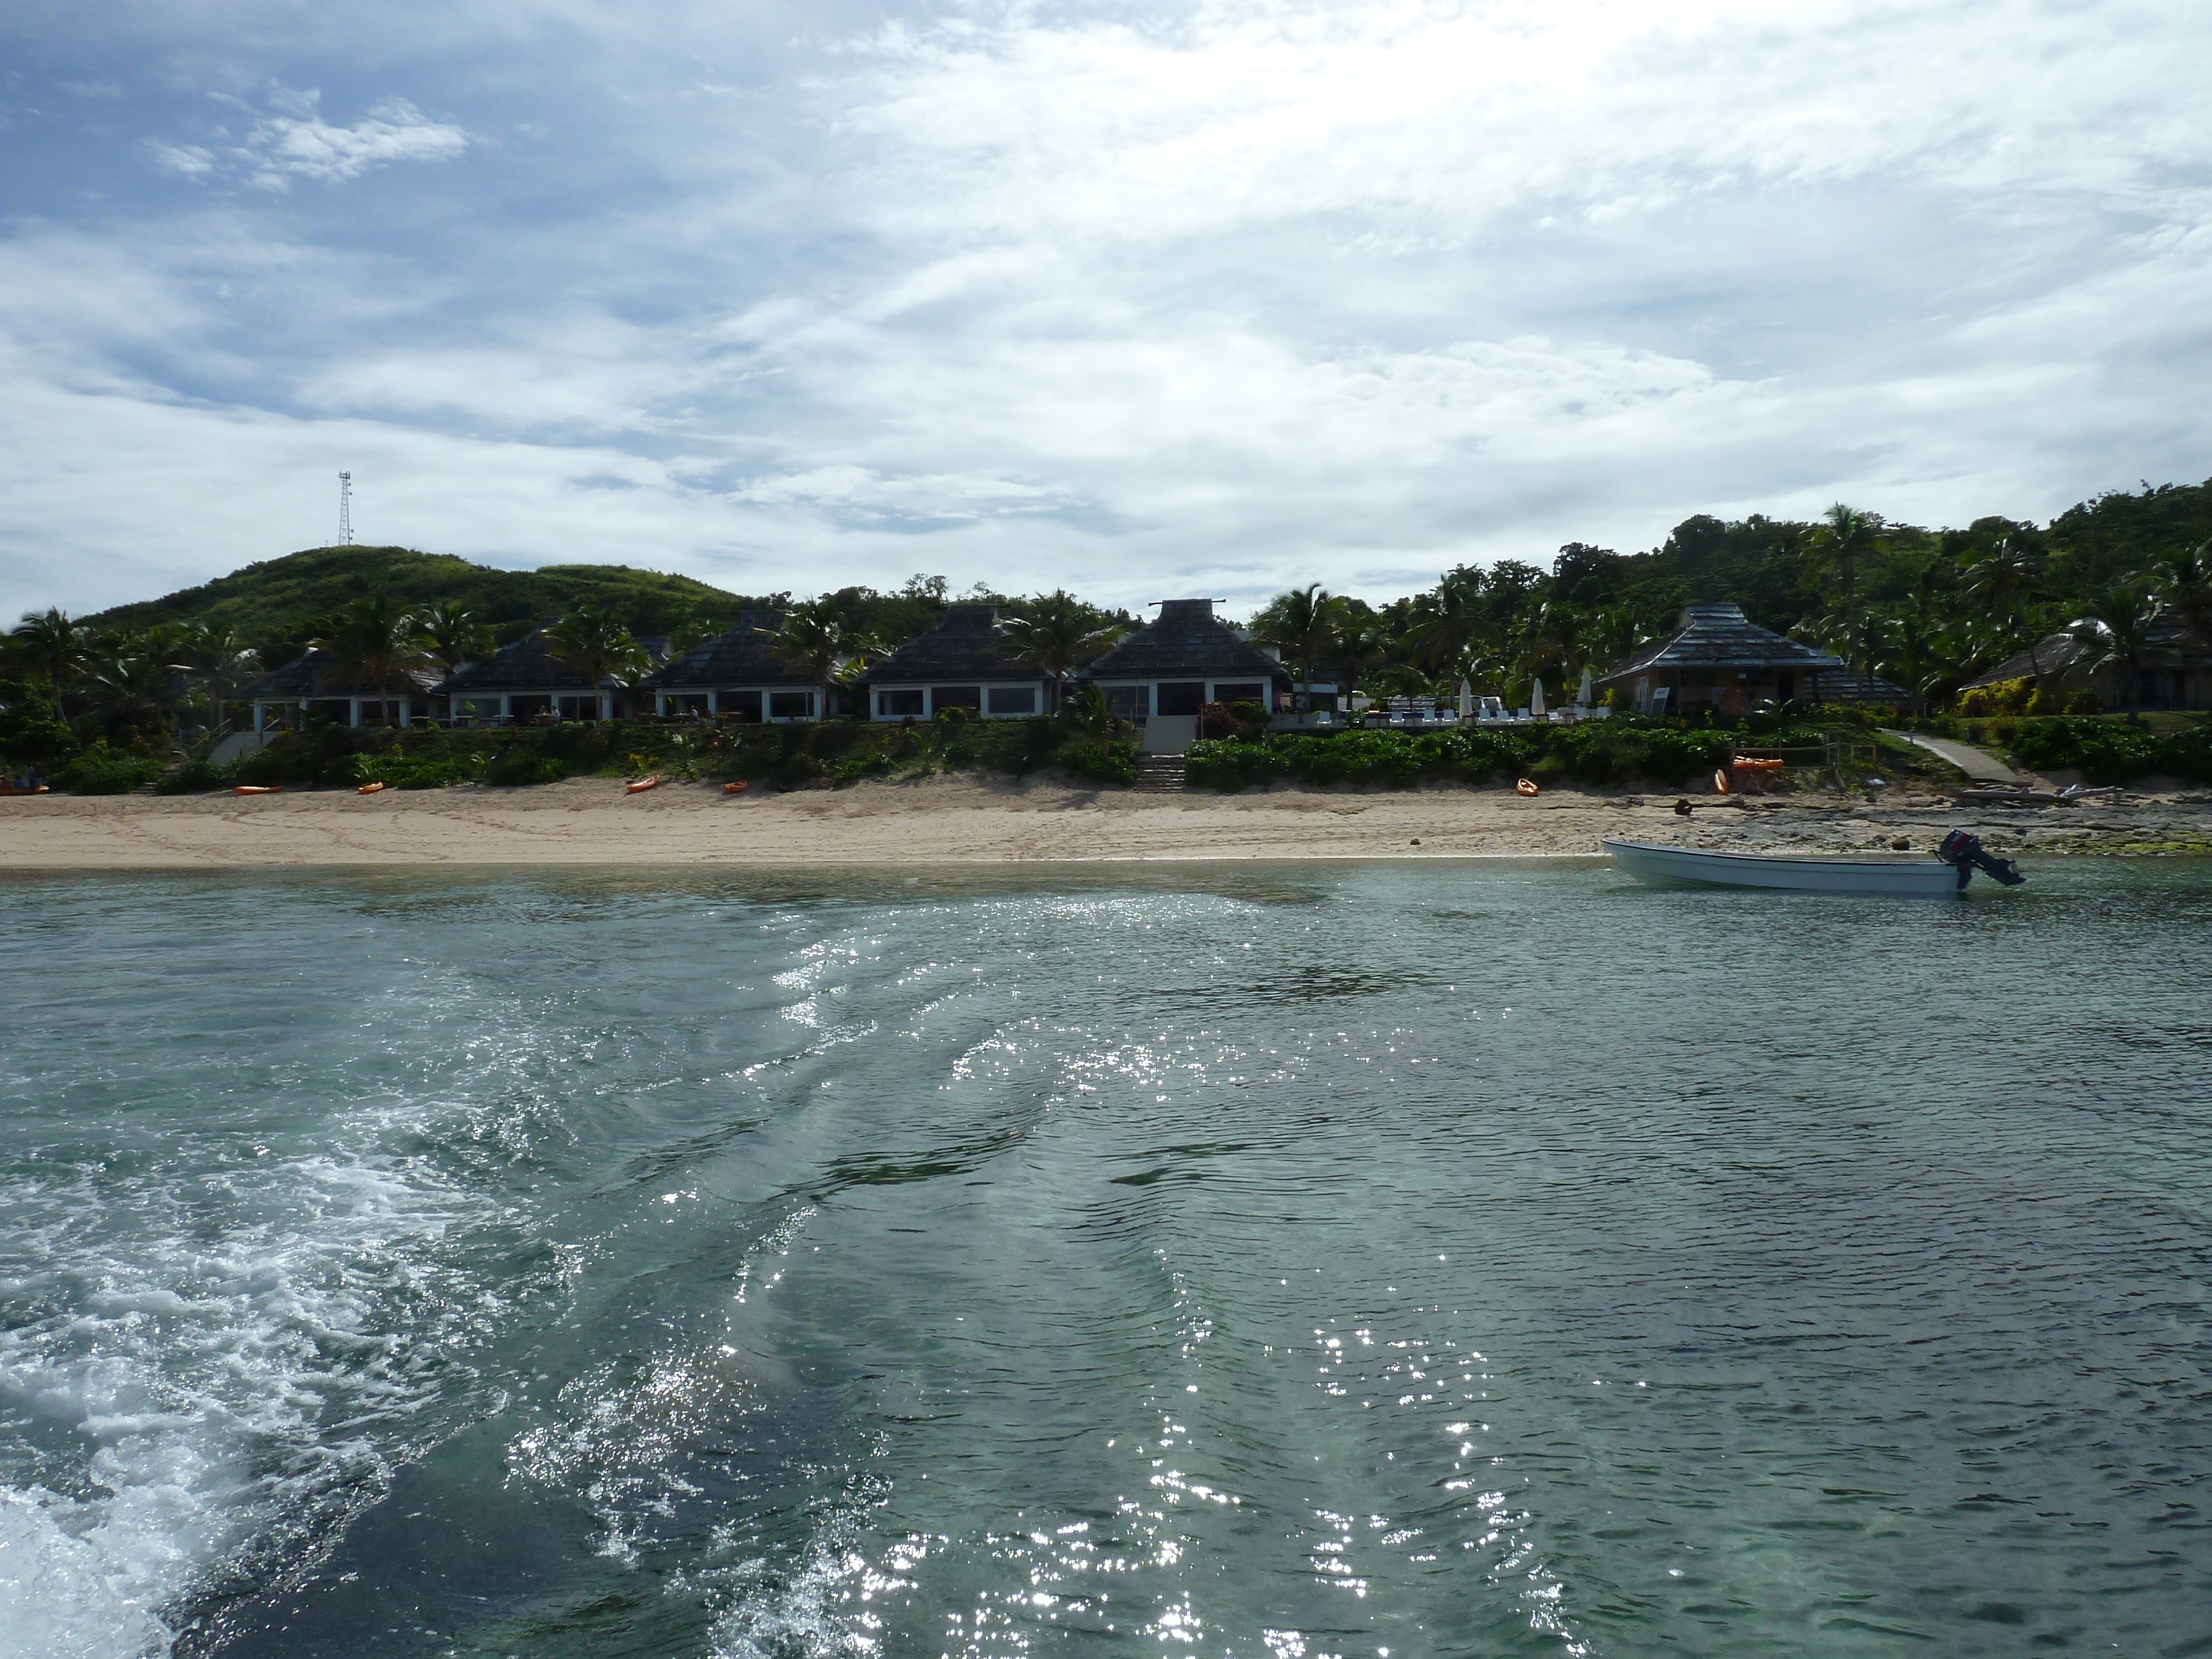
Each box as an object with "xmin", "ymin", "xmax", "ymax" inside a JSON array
[{"xmin": 2, "ymin": 858, "xmax": 2209, "ymax": 1658}]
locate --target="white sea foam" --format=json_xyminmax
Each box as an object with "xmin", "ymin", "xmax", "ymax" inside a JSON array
[{"xmin": 0, "ymin": 1141, "xmax": 506, "ymax": 1658}]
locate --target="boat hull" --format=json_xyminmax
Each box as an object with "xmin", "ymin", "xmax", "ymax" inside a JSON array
[{"xmin": 1603, "ymin": 837, "xmax": 1965, "ymax": 895}]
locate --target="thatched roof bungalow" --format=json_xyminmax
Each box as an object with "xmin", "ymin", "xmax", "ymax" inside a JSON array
[
  {"xmin": 441, "ymin": 625, "xmax": 662, "ymax": 724},
  {"xmin": 1961, "ymin": 618, "xmax": 2210, "ymax": 711},
  {"xmin": 244, "ymin": 650, "xmax": 442, "ymax": 732},
  {"xmin": 1077, "ymin": 599, "xmax": 1290, "ymax": 721},
  {"xmin": 1593, "ymin": 603, "xmax": 1842, "ymax": 716},
  {"xmin": 862, "ymin": 604, "xmax": 1047, "ymax": 721},
  {"xmin": 643, "ymin": 612, "xmax": 826, "ymax": 722}
]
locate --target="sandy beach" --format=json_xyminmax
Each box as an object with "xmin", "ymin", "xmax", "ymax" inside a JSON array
[{"xmin": 3, "ymin": 774, "xmax": 2209, "ymax": 868}]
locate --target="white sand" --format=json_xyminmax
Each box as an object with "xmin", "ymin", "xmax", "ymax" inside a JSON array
[{"xmin": 4, "ymin": 774, "xmax": 2201, "ymax": 869}]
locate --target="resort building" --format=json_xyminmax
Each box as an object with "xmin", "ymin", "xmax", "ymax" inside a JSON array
[
  {"xmin": 1804, "ymin": 667, "xmax": 1926, "ymax": 711},
  {"xmin": 862, "ymin": 604, "xmax": 1048, "ymax": 721},
  {"xmin": 1960, "ymin": 619, "xmax": 2211, "ymax": 711},
  {"xmin": 440, "ymin": 625, "xmax": 659, "ymax": 723},
  {"xmin": 643, "ymin": 612, "xmax": 826, "ymax": 722},
  {"xmin": 1593, "ymin": 603, "xmax": 1844, "ymax": 716},
  {"xmin": 1077, "ymin": 599, "xmax": 1292, "ymax": 722},
  {"xmin": 244, "ymin": 650, "xmax": 444, "ymax": 733}
]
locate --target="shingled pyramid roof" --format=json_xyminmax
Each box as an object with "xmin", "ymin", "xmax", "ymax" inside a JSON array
[
  {"xmin": 865, "ymin": 605, "xmax": 1025, "ymax": 683},
  {"xmin": 442, "ymin": 625, "xmax": 664, "ymax": 694},
  {"xmin": 644, "ymin": 612, "xmax": 814, "ymax": 688},
  {"xmin": 1081, "ymin": 599, "xmax": 1290, "ymax": 684},
  {"xmin": 1594, "ymin": 603, "xmax": 1842, "ymax": 685},
  {"xmin": 242, "ymin": 649, "xmax": 442, "ymax": 701}
]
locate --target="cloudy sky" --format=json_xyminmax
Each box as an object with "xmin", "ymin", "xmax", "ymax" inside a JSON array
[{"xmin": 3, "ymin": 0, "xmax": 2209, "ymax": 619}]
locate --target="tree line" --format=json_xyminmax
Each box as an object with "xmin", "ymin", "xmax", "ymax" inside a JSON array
[{"xmin": 8, "ymin": 479, "xmax": 2211, "ymax": 774}]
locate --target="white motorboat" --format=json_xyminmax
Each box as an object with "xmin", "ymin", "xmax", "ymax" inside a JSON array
[{"xmin": 1603, "ymin": 836, "xmax": 2019, "ymax": 895}]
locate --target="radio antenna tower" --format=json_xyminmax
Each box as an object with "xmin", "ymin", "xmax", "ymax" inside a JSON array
[{"xmin": 337, "ymin": 471, "xmax": 354, "ymax": 546}]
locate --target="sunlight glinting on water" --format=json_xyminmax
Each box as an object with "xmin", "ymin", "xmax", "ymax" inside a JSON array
[{"xmin": 2, "ymin": 863, "xmax": 2209, "ymax": 1657}]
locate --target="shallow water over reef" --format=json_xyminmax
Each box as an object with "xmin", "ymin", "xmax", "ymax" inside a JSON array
[{"xmin": 3, "ymin": 858, "xmax": 2210, "ymax": 1658}]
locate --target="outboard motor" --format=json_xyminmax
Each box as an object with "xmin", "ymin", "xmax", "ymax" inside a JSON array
[{"xmin": 1936, "ymin": 828, "xmax": 2026, "ymax": 890}]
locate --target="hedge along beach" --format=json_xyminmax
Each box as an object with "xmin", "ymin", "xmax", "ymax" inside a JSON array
[{"xmin": 6, "ymin": 772, "xmax": 2212, "ymax": 869}]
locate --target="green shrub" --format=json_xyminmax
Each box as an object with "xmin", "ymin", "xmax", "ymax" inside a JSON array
[
  {"xmin": 2008, "ymin": 717, "xmax": 2162, "ymax": 784},
  {"xmin": 0, "ymin": 685, "xmax": 79, "ymax": 770},
  {"xmin": 2065, "ymin": 690, "xmax": 2101, "ymax": 714},
  {"xmin": 1185, "ymin": 738, "xmax": 1282, "ymax": 792},
  {"xmin": 155, "ymin": 758, "xmax": 239, "ymax": 794},
  {"xmin": 484, "ymin": 749, "xmax": 569, "ymax": 786},
  {"xmin": 2160, "ymin": 722, "xmax": 2212, "ymax": 784},
  {"xmin": 1053, "ymin": 739, "xmax": 1138, "ymax": 787},
  {"xmin": 1181, "ymin": 722, "xmax": 1733, "ymax": 792},
  {"xmin": 834, "ymin": 750, "xmax": 896, "ymax": 786},
  {"xmin": 766, "ymin": 749, "xmax": 825, "ymax": 789},
  {"xmin": 61, "ymin": 748, "xmax": 164, "ymax": 795}
]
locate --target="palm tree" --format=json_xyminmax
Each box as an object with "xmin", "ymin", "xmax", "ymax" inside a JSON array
[
  {"xmin": 10, "ymin": 608, "xmax": 96, "ymax": 707},
  {"xmin": 996, "ymin": 592, "xmax": 1125, "ymax": 713},
  {"xmin": 414, "ymin": 599, "xmax": 495, "ymax": 686},
  {"xmin": 544, "ymin": 606, "xmax": 644, "ymax": 718},
  {"xmin": 1584, "ymin": 606, "xmax": 1643, "ymax": 676},
  {"xmin": 2149, "ymin": 540, "xmax": 2212, "ymax": 649},
  {"xmin": 2070, "ymin": 584, "xmax": 2164, "ymax": 707},
  {"xmin": 1254, "ymin": 583, "xmax": 1343, "ymax": 719},
  {"xmin": 1885, "ymin": 591, "xmax": 1968, "ymax": 705},
  {"xmin": 178, "ymin": 621, "xmax": 260, "ymax": 738},
  {"xmin": 1963, "ymin": 535, "xmax": 2047, "ymax": 681},
  {"xmin": 762, "ymin": 601, "xmax": 852, "ymax": 720},
  {"xmin": 1804, "ymin": 504, "xmax": 1883, "ymax": 614},
  {"xmin": 1329, "ymin": 609, "xmax": 1393, "ymax": 714},
  {"xmin": 1062, "ymin": 681, "xmax": 1122, "ymax": 739},
  {"xmin": 313, "ymin": 595, "xmax": 427, "ymax": 706},
  {"xmin": 1517, "ymin": 600, "xmax": 1585, "ymax": 689},
  {"xmin": 83, "ymin": 644, "xmax": 181, "ymax": 735},
  {"xmin": 1402, "ymin": 579, "xmax": 1494, "ymax": 676}
]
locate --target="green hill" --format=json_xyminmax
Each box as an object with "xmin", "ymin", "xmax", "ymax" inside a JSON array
[{"xmin": 87, "ymin": 545, "xmax": 761, "ymax": 665}]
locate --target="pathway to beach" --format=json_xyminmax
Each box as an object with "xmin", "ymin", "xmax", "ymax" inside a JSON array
[
  {"xmin": 1882, "ymin": 729, "xmax": 2021, "ymax": 782},
  {"xmin": 3, "ymin": 774, "xmax": 2208, "ymax": 868}
]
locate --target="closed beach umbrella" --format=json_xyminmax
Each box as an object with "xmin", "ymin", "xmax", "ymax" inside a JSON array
[
  {"xmin": 1530, "ymin": 677, "xmax": 1546, "ymax": 717},
  {"xmin": 1458, "ymin": 678, "xmax": 1473, "ymax": 718},
  {"xmin": 1578, "ymin": 666, "xmax": 1594, "ymax": 706}
]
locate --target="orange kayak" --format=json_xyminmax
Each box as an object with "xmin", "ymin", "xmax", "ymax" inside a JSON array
[
  {"xmin": 1515, "ymin": 778, "xmax": 1540, "ymax": 796},
  {"xmin": 357, "ymin": 781, "xmax": 386, "ymax": 795},
  {"xmin": 722, "ymin": 780, "xmax": 749, "ymax": 795},
  {"xmin": 625, "ymin": 774, "xmax": 662, "ymax": 794},
  {"xmin": 234, "ymin": 785, "xmax": 282, "ymax": 796}
]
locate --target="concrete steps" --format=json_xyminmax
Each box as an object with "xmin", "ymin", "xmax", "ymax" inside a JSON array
[{"xmin": 1132, "ymin": 755, "xmax": 1187, "ymax": 794}]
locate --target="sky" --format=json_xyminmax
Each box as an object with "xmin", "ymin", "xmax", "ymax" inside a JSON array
[{"xmin": 3, "ymin": 0, "xmax": 2209, "ymax": 621}]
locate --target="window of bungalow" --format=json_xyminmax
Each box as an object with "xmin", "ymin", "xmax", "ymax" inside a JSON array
[
  {"xmin": 556, "ymin": 694, "xmax": 602, "ymax": 721},
  {"xmin": 930, "ymin": 686, "xmax": 983, "ymax": 713},
  {"xmin": 877, "ymin": 688, "xmax": 925, "ymax": 718},
  {"xmin": 768, "ymin": 690, "xmax": 814, "ymax": 720},
  {"xmin": 985, "ymin": 686, "xmax": 1036, "ymax": 716},
  {"xmin": 1103, "ymin": 684, "xmax": 1149, "ymax": 720},
  {"xmin": 1212, "ymin": 682, "xmax": 1264, "ymax": 705},
  {"xmin": 719, "ymin": 690, "xmax": 763, "ymax": 722}
]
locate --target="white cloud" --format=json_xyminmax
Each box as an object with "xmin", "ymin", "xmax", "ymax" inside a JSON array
[
  {"xmin": 4, "ymin": 0, "xmax": 2211, "ymax": 622},
  {"xmin": 142, "ymin": 87, "xmax": 470, "ymax": 192},
  {"xmin": 145, "ymin": 140, "xmax": 216, "ymax": 179},
  {"xmin": 838, "ymin": 0, "xmax": 2212, "ymax": 242},
  {"xmin": 241, "ymin": 92, "xmax": 468, "ymax": 189}
]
